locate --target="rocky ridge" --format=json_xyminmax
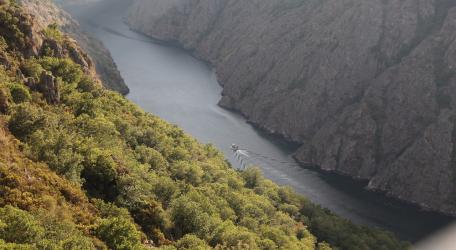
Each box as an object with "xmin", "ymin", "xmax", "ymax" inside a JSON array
[
  {"xmin": 19, "ymin": 0, "xmax": 129, "ymax": 94},
  {"xmin": 127, "ymin": 0, "xmax": 456, "ymax": 215}
]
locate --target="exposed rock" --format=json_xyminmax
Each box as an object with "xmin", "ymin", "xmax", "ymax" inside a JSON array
[
  {"xmin": 0, "ymin": 88, "xmax": 8, "ymax": 114},
  {"xmin": 41, "ymin": 38, "xmax": 65, "ymax": 58},
  {"xmin": 39, "ymin": 71, "xmax": 60, "ymax": 104},
  {"xmin": 41, "ymin": 36, "xmax": 94, "ymax": 73},
  {"xmin": 0, "ymin": 51, "xmax": 10, "ymax": 68},
  {"xmin": 67, "ymin": 42, "xmax": 91, "ymax": 70},
  {"xmin": 18, "ymin": 0, "xmax": 129, "ymax": 94},
  {"xmin": 25, "ymin": 77, "xmax": 37, "ymax": 90},
  {"xmin": 127, "ymin": 0, "xmax": 456, "ymax": 214}
]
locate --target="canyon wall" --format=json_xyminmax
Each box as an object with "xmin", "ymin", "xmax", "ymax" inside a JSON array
[
  {"xmin": 20, "ymin": 0, "xmax": 129, "ymax": 94},
  {"xmin": 127, "ymin": 0, "xmax": 456, "ymax": 215}
]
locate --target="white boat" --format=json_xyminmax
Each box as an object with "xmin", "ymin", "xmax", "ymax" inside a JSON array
[{"xmin": 230, "ymin": 144, "xmax": 239, "ymax": 152}]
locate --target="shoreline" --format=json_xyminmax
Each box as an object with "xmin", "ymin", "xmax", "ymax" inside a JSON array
[
  {"xmin": 124, "ymin": 23, "xmax": 455, "ymax": 241},
  {"xmin": 63, "ymin": 0, "xmax": 455, "ymax": 241}
]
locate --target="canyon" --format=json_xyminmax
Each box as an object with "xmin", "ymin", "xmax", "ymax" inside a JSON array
[
  {"xmin": 126, "ymin": 0, "xmax": 456, "ymax": 215},
  {"xmin": 0, "ymin": 1, "xmax": 410, "ymax": 248}
]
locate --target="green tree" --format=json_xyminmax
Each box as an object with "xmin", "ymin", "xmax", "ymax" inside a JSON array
[
  {"xmin": 169, "ymin": 195, "xmax": 212, "ymax": 238},
  {"xmin": 0, "ymin": 206, "xmax": 44, "ymax": 244},
  {"xmin": 175, "ymin": 234, "xmax": 209, "ymax": 250},
  {"xmin": 96, "ymin": 217, "xmax": 143, "ymax": 250},
  {"xmin": 8, "ymin": 104, "xmax": 46, "ymax": 140},
  {"xmin": 9, "ymin": 83, "xmax": 31, "ymax": 103}
]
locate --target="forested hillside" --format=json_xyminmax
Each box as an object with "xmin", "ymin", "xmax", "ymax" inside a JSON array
[
  {"xmin": 0, "ymin": 1, "xmax": 407, "ymax": 249},
  {"xmin": 19, "ymin": 0, "xmax": 129, "ymax": 94}
]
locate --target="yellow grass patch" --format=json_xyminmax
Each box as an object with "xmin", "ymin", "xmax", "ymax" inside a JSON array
[{"xmin": 0, "ymin": 123, "xmax": 6, "ymax": 145}]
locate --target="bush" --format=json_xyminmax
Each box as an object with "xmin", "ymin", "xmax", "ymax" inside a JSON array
[
  {"xmin": 37, "ymin": 57, "xmax": 83, "ymax": 85},
  {"xmin": 241, "ymin": 167, "xmax": 264, "ymax": 189},
  {"xmin": 8, "ymin": 104, "xmax": 45, "ymax": 140},
  {"xmin": 82, "ymin": 150, "xmax": 118, "ymax": 199},
  {"xmin": 21, "ymin": 59, "xmax": 43, "ymax": 81},
  {"xmin": 9, "ymin": 83, "xmax": 31, "ymax": 103},
  {"xmin": 42, "ymin": 23, "xmax": 63, "ymax": 42},
  {"xmin": 135, "ymin": 145, "xmax": 168, "ymax": 173},
  {"xmin": 169, "ymin": 196, "xmax": 212, "ymax": 238},
  {"xmin": 0, "ymin": 206, "xmax": 44, "ymax": 244},
  {"xmin": 26, "ymin": 128, "xmax": 84, "ymax": 184},
  {"xmin": 96, "ymin": 217, "xmax": 143, "ymax": 250},
  {"xmin": 175, "ymin": 234, "xmax": 209, "ymax": 250}
]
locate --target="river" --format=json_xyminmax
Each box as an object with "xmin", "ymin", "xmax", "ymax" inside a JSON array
[{"xmin": 64, "ymin": 0, "xmax": 451, "ymax": 242}]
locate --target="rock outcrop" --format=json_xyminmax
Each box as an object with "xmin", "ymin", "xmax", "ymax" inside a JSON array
[
  {"xmin": 19, "ymin": 0, "xmax": 129, "ymax": 94},
  {"xmin": 39, "ymin": 71, "xmax": 60, "ymax": 104},
  {"xmin": 0, "ymin": 89, "xmax": 8, "ymax": 114},
  {"xmin": 127, "ymin": 0, "xmax": 456, "ymax": 214}
]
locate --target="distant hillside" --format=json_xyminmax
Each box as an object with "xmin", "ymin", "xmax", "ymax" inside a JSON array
[
  {"xmin": 127, "ymin": 0, "xmax": 456, "ymax": 215},
  {"xmin": 0, "ymin": 0, "xmax": 408, "ymax": 249}
]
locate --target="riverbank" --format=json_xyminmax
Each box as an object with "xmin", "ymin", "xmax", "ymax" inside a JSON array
[
  {"xmin": 127, "ymin": 17, "xmax": 456, "ymax": 231},
  {"xmin": 63, "ymin": 0, "xmax": 453, "ymax": 242}
]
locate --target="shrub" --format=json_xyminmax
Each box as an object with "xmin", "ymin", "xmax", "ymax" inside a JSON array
[
  {"xmin": 96, "ymin": 217, "xmax": 143, "ymax": 250},
  {"xmin": 0, "ymin": 206, "xmax": 44, "ymax": 244},
  {"xmin": 169, "ymin": 196, "xmax": 212, "ymax": 238},
  {"xmin": 135, "ymin": 145, "xmax": 168, "ymax": 173},
  {"xmin": 175, "ymin": 234, "xmax": 209, "ymax": 250},
  {"xmin": 21, "ymin": 59, "xmax": 43, "ymax": 81},
  {"xmin": 9, "ymin": 83, "xmax": 31, "ymax": 103},
  {"xmin": 8, "ymin": 104, "xmax": 45, "ymax": 140},
  {"xmin": 37, "ymin": 57, "xmax": 83, "ymax": 85},
  {"xmin": 42, "ymin": 23, "xmax": 63, "ymax": 42}
]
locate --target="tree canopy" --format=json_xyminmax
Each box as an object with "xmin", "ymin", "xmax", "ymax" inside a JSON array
[{"xmin": 0, "ymin": 2, "xmax": 409, "ymax": 250}]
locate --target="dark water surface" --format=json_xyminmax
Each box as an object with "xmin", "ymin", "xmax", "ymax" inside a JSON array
[{"xmin": 64, "ymin": 0, "xmax": 452, "ymax": 242}]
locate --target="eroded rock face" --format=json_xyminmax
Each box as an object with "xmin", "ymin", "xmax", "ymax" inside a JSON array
[
  {"xmin": 39, "ymin": 71, "xmax": 60, "ymax": 104},
  {"xmin": 41, "ymin": 38, "xmax": 65, "ymax": 58},
  {"xmin": 19, "ymin": 0, "xmax": 129, "ymax": 94},
  {"xmin": 0, "ymin": 89, "xmax": 9, "ymax": 114},
  {"xmin": 127, "ymin": 0, "xmax": 456, "ymax": 214}
]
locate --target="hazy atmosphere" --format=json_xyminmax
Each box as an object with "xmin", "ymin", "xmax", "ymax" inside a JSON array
[{"xmin": 0, "ymin": 0, "xmax": 455, "ymax": 249}]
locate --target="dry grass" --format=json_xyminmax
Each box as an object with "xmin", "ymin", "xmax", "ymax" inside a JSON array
[
  {"xmin": 0, "ymin": 118, "xmax": 8, "ymax": 146},
  {"xmin": 0, "ymin": 127, "xmax": 7, "ymax": 145}
]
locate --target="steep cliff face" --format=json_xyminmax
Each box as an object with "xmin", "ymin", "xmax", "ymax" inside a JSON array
[
  {"xmin": 127, "ymin": 0, "xmax": 456, "ymax": 214},
  {"xmin": 19, "ymin": 0, "xmax": 129, "ymax": 94},
  {"xmin": 0, "ymin": 2, "xmax": 408, "ymax": 248}
]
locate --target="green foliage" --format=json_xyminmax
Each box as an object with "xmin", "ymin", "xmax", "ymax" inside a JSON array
[
  {"xmin": 0, "ymin": 206, "xmax": 94, "ymax": 249},
  {"xmin": 0, "ymin": 2, "xmax": 409, "ymax": 250},
  {"xmin": 169, "ymin": 195, "xmax": 213, "ymax": 239},
  {"xmin": 37, "ymin": 57, "xmax": 83, "ymax": 85},
  {"xmin": 0, "ymin": 3, "xmax": 28, "ymax": 51},
  {"xmin": 21, "ymin": 59, "xmax": 44, "ymax": 81},
  {"xmin": 9, "ymin": 83, "xmax": 30, "ymax": 103},
  {"xmin": 135, "ymin": 145, "xmax": 168, "ymax": 173},
  {"xmin": 43, "ymin": 23, "xmax": 63, "ymax": 42},
  {"xmin": 0, "ymin": 206, "xmax": 44, "ymax": 244},
  {"xmin": 96, "ymin": 217, "xmax": 143, "ymax": 250},
  {"xmin": 175, "ymin": 234, "xmax": 209, "ymax": 250},
  {"xmin": 8, "ymin": 104, "xmax": 46, "ymax": 140},
  {"xmin": 241, "ymin": 167, "xmax": 264, "ymax": 188}
]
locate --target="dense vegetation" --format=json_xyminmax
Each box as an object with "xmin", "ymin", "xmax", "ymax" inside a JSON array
[{"xmin": 0, "ymin": 1, "xmax": 409, "ymax": 249}]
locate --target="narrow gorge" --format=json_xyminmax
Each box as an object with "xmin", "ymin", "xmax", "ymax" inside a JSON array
[
  {"xmin": 127, "ymin": 0, "xmax": 456, "ymax": 215},
  {"xmin": 0, "ymin": 0, "xmax": 413, "ymax": 248}
]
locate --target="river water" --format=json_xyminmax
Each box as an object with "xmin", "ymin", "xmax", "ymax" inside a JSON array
[{"xmin": 64, "ymin": 0, "xmax": 452, "ymax": 242}]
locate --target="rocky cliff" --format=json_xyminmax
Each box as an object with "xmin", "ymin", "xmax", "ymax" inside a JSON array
[
  {"xmin": 19, "ymin": 0, "xmax": 129, "ymax": 94},
  {"xmin": 0, "ymin": 1, "xmax": 406, "ymax": 248},
  {"xmin": 127, "ymin": 0, "xmax": 456, "ymax": 215}
]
